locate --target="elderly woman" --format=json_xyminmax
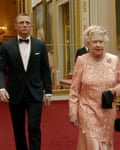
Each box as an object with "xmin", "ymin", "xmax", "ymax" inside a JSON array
[{"xmin": 69, "ymin": 25, "xmax": 120, "ymax": 150}]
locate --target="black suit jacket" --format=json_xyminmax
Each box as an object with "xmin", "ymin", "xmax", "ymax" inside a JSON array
[
  {"xmin": 0, "ymin": 37, "xmax": 52, "ymax": 104},
  {"xmin": 75, "ymin": 46, "xmax": 89, "ymax": 62}
]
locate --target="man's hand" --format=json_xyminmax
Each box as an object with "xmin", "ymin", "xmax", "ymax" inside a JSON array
[
  {"xmin": 0, "ymin": 88, "xmax": 10, "ymax": 103},
  {"xmin": 43, "ymin": 95, "xmax": 52, "ymax": 107}
]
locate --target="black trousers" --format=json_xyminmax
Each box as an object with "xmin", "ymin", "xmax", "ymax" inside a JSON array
[{"xmin": 9, "ymin": 88, "xmax": 43, "ymax": 150}]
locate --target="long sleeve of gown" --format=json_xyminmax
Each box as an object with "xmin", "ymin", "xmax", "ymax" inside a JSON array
[
  {"xmin": 69, "ymin": 58, "xmax": 83, "ymax": 121},
  {"xmin": 114, "ymin": 59, "xmax": 120, "ymax": 97}
]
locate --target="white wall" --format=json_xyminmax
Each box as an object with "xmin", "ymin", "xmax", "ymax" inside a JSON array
[
  {"xmin": 97, "ymin": 0, "xmax": 117, "ymax": 55},
  {"xmin": 90, "ymin": 0, "xmax": 118, "ymax": 55}
]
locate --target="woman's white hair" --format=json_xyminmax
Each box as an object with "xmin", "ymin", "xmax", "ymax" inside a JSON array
[{"xmin": 83, "ymin": 25, "xmax": 109, "ymax": 45}]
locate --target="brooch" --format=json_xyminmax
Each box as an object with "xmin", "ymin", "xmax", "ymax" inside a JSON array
[{"xmin": 107, "ymin": 58, "xmax": 112, "ymax": 63}]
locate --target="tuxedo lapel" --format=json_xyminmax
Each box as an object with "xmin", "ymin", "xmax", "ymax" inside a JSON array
[
  {"xmin": 12, "ymin": 38, "xmax": 25, "ymax": 71},
  {"xmin": 26, "ymin": 37, "xmax": 35, "ymax": 71}
]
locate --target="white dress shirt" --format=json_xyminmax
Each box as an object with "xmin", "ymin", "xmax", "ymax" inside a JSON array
[{"xmin": 18, "ymin": 35, "xmax": 31, "ymax": 71}]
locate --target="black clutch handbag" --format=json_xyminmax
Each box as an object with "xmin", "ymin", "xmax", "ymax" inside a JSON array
[
  {"xmin": 102, "ymin": 90, "xmax": 114, "ymax": 109},
  {"xmin": 115, "ymin": 118, "xmax": 120, "ymax": 131}
]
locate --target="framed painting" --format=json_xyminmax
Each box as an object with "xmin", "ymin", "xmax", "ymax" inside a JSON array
[{"xmin": 34, "ymin": 3, "xmax": 45, "ymax": 41}]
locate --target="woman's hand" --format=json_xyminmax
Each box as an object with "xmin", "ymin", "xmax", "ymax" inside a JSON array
[
  {"xmin": 71, "ymin": 120, "xmax": 79, "ymax": 128},
  {"xmin": 70, "ymin": 115, "xmax": 79, "ymax": 128},
  {"xmin": 108, "ymin": 88, "xmax": 116, "ymax": 97}
]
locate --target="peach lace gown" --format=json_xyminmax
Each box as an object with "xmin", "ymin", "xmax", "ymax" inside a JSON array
[{"xmin": 69, "ymin": 53, "xmax": 120, "ymax": 150}]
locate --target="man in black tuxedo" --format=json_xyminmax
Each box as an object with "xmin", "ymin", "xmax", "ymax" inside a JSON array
[
  {"xmin": 0, "ymin": 13, "xmax": 52, "ymax": 150},
  {"xmin": 75, "ymin": 46, "xmax": 89, "ymax": 62}
]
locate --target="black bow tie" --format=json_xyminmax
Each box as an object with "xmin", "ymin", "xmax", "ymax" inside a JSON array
[{"xmin": 19, "ymin": 39, "xmax": 29, "ymax": 43}]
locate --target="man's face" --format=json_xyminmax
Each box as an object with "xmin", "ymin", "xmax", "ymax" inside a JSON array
[{"xmin": 15, "ymin": 15, "xmax": 32, "ymax": 38}]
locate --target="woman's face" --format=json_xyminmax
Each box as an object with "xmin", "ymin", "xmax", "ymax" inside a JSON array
[{"xmin": 87, "ymin": 34, "xmax": 105, "ymax": 57}]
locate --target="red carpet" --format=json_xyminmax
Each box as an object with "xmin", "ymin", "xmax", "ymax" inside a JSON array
[{"xmin": 0, "ymin": 101, "xmax": 120, "ymax": 150}]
